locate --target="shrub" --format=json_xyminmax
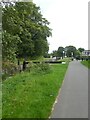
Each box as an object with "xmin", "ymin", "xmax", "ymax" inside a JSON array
[
  {"xmin": 2, "ymin": 61, "xmax": 52, "ymax": 80},
  {"xmin": 2, "ymin": 61, "xmax": 18, "ymax": 80},
  {"xmin": 29, "ymin": 62, "xmax": 52, "ymax": 74},
  {"xmin": 24, "ymin": 61, "xmax": 34, "ymax": 72},
  {"xmin": 38, "ymin": 62, "xmax": 51, "ymax": 73}
]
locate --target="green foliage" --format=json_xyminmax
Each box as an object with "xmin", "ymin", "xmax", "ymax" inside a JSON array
[
  {"xmin": 51, "ymin": 45, "xmax": 78, "ymax": 58},
  {"xmin": 57, "ymin": 46, "xmax": 64, "ymax": 57},
  {"xmin": 2, "ymin": 31, "xmax": 20, "ymax": 61},
  {"xmin": 26, "ymin": 62, "xmax": 52, "ymax": 74},
  {"xmin": 78, "ymin": 48, "xmax": 85, "ymax": 53},
  {"xmin": 75, "ymin": 50, "xmax": 81, "ymax": 59},
  {"xmin": 2, "ymin": 61, "xmax": 18, "ymax": 80},
  {"xmin": 51, "ymin": 45, "xmax": 84, "ymax": 58},
  {"xmin": 81, "ymin": 60, "xmax": 90, "ymax": 68},
  {"xmin": 44, "ymin": 52, "xmax": 51, "ymax": 58},
  {"xmin": 35, "ymin": 62, "xmax": 51, "ymax": 73},
  {"xmin": 2, "ymin": 2, "xmax": 52, "ymax": 61},
  {"xmin": 2, "ymin": 61, "xmax": 52, "ymax": 80},
  {"xmin": 65, "ymin": 45, "xmax": 77, "ymax": 57},
  {"xmin": 51, "ymin": 50, "xmax": 58, "ymax": 57},
  {"xmin": 33, "ymin": 39, "xmax": 49, "ymax": 57},
  {"xmin": 75, "ymin": 50, "xmax": 81, "ymax": 56}
]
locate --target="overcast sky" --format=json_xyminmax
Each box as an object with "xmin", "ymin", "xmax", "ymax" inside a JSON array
[{"xmin": 33, "ymin": 0, "xmax": 88, "ymax": 53}]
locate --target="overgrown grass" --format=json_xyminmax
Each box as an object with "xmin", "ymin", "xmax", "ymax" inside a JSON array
[
  {"xmin": 81, "ymin": 60, "xmax": 90, "ymax": 69},
  {"xmin": 2, "ymin": 63, "xmax": 68, "ymax": 118}
]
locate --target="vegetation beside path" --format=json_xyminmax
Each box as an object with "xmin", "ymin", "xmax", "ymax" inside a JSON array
[
  {"xmin": 81, "ymin": 60, "xmax": 90, "ymax": 69},
  {"xmin": 2, "ymin": 63, "xmax": 68, "ymax": 118}
]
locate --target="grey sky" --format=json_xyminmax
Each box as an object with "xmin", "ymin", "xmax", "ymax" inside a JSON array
[{"xmin": 33, "ymin": 0, "xmax": 88, "ymax": 53}]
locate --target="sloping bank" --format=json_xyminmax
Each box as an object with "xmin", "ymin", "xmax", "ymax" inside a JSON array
[{"xmin": 2, "ymin": 63, "xmax": 68, "ymax": 118}]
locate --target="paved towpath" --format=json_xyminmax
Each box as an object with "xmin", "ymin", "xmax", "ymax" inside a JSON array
[{"xmin": 50, "ymin": 60, "xmax": 88, "ymax": 118}]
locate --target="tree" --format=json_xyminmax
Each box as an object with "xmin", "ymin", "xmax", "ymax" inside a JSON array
[
  {"xmin": 15, "ymin": 2, "xmax": 51, "ymax": 59},
  {"xmin": 65, "ymin": 45, "xmax": 77, "ymax": 57},
  {"xmin": 75, "ymin": 50, "xmax": 81, "ymax": 60},
  {"xmin": 51, "ymin": 50, "xmax": 58, "ymax": 57},
  {"xmin": 57, "ymin": 46, "xmax": 64, "ymax": 57},
  {"xmin": 78, "ymin": 48, "xmax": 85, "ymax": 53},
  {"xmin": 2, "ymin": 31, "xmax": 20, "ymax": 61},
  {"xmin": 2, "ymin": 2, "xmax": 52, "ymax": 61}
]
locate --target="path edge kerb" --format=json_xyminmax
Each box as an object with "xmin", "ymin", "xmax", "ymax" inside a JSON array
[{"xmin": 48, "ymin": 63, "xmax": 70, "ymax": 118}]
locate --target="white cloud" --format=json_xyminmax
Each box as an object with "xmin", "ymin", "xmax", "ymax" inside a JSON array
[{"xmin": 33, "ymin": 0, "xmax": 88, "ymax": 53}]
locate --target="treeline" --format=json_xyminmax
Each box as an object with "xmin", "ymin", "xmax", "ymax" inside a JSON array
[
  {"xmin": 2, "ymin": 2, "xmax": 52, "ymax": 62},
  {"xmin": 50, "ymin": 46, "xmax": 85, "ymax": 58}
]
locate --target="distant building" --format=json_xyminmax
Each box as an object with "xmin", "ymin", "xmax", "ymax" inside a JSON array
[{"xmin": 82, "ymin": 50, "xmax": 90, "ymax": 56}]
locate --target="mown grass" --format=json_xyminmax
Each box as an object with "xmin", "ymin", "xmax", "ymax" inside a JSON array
[
  {"xmin": 2, "ymin": 63, "xmax": 68, "ymax": 118},
  {"xmin": 58, "ymin": 57, "xmax": 71, "ymax": 63},
  {"xmin": 81, "ymin": 60, "xmax": 90, "ymax": 69}
]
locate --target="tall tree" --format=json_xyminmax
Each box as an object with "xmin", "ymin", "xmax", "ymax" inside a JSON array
[
  {"xmin": 2, "ymin": 2, "xmax": 52, "ymax": 61},
  {"xmin": 78, "ymin": 48, "xmax": 85, "ymax": 53},
  {"xmin": 57, "ymin": 46, "xmax": 64, "ymax": 57},
  {"xmin": 2, "ymin": 31, "xmax": 20, "ymax": 61},
  {"xmin": 65, "ymin": 45, "xmax": 77, "ymax": 57}
]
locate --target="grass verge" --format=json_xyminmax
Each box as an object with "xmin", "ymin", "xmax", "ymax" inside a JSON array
[
  {"xmin": 2, "ymin": 63, "xmax": 68, "ymax": 118},
  {"xmin": 58, "ymin": 57, "xmax": 71, "ymax": 63},
  {"xmin": 81, "ymin": 60, "xmax": 90, "ymax": 69}
]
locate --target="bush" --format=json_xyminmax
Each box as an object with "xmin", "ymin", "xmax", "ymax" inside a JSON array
[
  {"xmin": 29, "ymin": 62, "xmax": 52, "ymax": 74},
  {"xmin": 38, "ymin": 62, "xmax": 51, "ymax": 73},
  {"xmin": 24, "ymin": 61, "xmax": 34, "ymax": 72},
  {"xmin": 2, "ymin": 61, "xmax": 52, "ymax": 80},
  {"xmin": 81, "ymin": 56, "xmax": 90, "ymax": 60},
  {"xmin": 2, "ymin": 61, "xmax": 18, "ymax": 80}
]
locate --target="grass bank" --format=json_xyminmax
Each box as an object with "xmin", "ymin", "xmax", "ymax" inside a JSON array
[
  {"xmin": 2, "ymin": 63, "xmax": 68, "ymax": 118},
  {"xmin": 81, "ymin": 60, "xmax": 90, "ymax": 69}
]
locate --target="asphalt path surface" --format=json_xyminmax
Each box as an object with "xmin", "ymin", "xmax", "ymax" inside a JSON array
[{"xmin": 50, "ymin": 60, "xmax": 88, "ymax": 118}]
